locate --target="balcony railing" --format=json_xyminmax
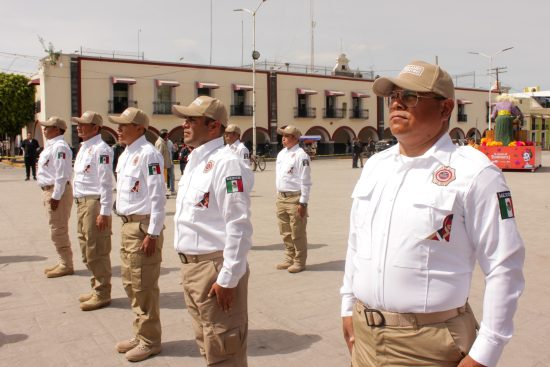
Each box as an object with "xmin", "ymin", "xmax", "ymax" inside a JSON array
[
  {"xmin": 294, "ymin": 107, "xmax": 316, "ymax": 118},
  {"xmin": 230, "ymin": 105, "xmax": 253, "ymax": 116},
  {"xmin": 153, "ymin": 101, "xmax": 179, "ymax": 115},
  {"xmin": 108, "ymin": 100, "xmax": 138, "ymax": 114},
  {"xmin": 457, "ymin": 113, "xmax": 468, "ymax": 122},
  {"xmin": 323, "ymin": 108, "xmax": 345, "ymax": 119},
  {"xmin": 349, "ymin": 108, "xmax": 369, "ymax": 119}
]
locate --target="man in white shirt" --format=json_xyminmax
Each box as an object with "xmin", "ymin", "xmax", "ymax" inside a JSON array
[
  {"xmin": 340, "ymin": 60, "xmax": 525, "ymax": 367},
  {"xmin": 37, "ymin": 117, "xmax": 74, "ymax": 278},
  {"xmin": 275, "ymin": 125, "xmax": 312, "ymax": 273},
  {"xmin": 71, "ymin": 111, "xmax": 114, "ymax": 311},
  {"xmin": 155, "ymin": 129, "xmax": 175, "ymax": 195},
  {"xmin": 224, "ymin": 123, "xmax": 250, "ymax": 163},
  {"xmin": 109, "ymin": 107, "xmax": 166, "ymax": 362},
  {"xmin": 172, "ymin": 96, "xmax": 253, "ymax": 366}
]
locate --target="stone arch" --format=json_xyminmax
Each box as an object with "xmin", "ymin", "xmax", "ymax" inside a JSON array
[
  {"xmin": 466, "ymin": 128, "xmax": 481, "ymax": 141},
  {"xmin": 242, "ymin": 127, "xmax": 270, "ymax": 155},
  {"xmin": 449, "ymin": 127, "xmax": 465, "ymax": 144},
  {"xmin": 169, "ymin": 126, "xmax": 184, "ymax": 146},
  {"xmin": 146, "ymin": 126, "xmax": 160, "ymax": 144},
  {"xmin": 304, "ymin": 126, "xmax": 331, "ymax": 155},
  {"xmin": 332, "ymin": 126, "xmax": 356, "ymax": 154},
  {"xmin": 358, "ymin": 126, "xmax": 379, "ymax": 143},
  {"xmin": 100, "ymin": 126, "xmax": 117, "ymax": 146}
]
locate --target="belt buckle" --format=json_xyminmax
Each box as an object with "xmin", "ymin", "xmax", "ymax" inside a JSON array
[
  {"xmin": 178, "ymin": 253, "xmax": 189, "ymax": 264},
  {"xmin": 364, "ymin": 308, "xmax": 385, "ymax": 327}
]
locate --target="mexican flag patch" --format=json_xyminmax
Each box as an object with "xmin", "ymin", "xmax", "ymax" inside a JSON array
[
  {"xmin": 57, "ymin": 152, "xmax": 66, "ymax": 159},
  {"xmin": 497, "ymin": 191, "xmax": 515, "ymax": 219},
  {"xmin": 226, "ymin": 176, "xmax": 244, "ymax": 193},
  {"xmin": 99, "ymin": 155, "xmax": 110, "ymax": 164},
  {"xmin": 148, "ymin": 163, "xmax": 161, "ymax": 175}
]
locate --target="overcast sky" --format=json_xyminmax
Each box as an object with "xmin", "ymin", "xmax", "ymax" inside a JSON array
[{"xmin": 1, "ymin": 0, "xmax": 549, "ymax": 92}]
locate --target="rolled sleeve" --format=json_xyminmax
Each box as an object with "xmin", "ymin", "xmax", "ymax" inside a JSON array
[{"xmin": 465, "ymin": 166, "xmax": 525, "ymax": 366}]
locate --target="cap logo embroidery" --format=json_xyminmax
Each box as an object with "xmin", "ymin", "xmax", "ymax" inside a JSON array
[
  {"xmin": 432, "ymin": 166, "xmax": 456, "ymax": 186},
  {"xmin": 400, "ymin": 64, "xmax": 425, "ymax": 77},
  {"xmin": 193, "ymin": 99, "xmax": 204, "ymax": 106},
  {"xmin": 122, "ymin": 110, "xmax": 132, "ymax": 118}
]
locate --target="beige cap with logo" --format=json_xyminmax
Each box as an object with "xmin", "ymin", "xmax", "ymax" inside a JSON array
[
  {"xmin": 108, "ymin": 107, "xmax": 149, "ymax": 129},
  {"xmin": 373, "ymin": 60, "xmax": 455, "ymax": 100},
  {"xmin": 277, "ymin": 125, "xmax": 302, "ymax": 138},
  {"xmin": 40, "ymin": 116, "xmax": 67, "ymax": 130},
  {"xmin": 225, "ymin": 124, "xmax": 241, "ymax": 134},
  {"xmin": 71, "ymin": 111, "xmax": 103, "ymax": 126},
  {"xmin": 172, "ymin": 96, "xmax": 228, "ymax": 126}
]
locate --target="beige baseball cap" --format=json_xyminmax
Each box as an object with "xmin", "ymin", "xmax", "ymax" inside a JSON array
[
  {"xmin": 108, "ymin": 107, "xmax": 149, "ymax": 129},
  {"xmin": 373, "ymin": 60, "xmax": 455, "ymax": 100},
  {"xmin": 71, "ymin": 111, "xmax": 103, "ymax": 126},
  {"xmin": 225, "ymin": 124, "xmax": 241, "ymax": 134},
  {"xmin": 172, "ymin": 96, "xmax": 228, "ymax": 126},
  {"xmin": 40, "ymin": 116, "xmax": 67, "ymax": 130},
  {"xmin": 277, "ymin": 125, "xmax": 302, "ymax": 138}
]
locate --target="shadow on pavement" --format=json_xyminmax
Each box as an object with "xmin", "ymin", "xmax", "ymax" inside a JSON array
[
  {"xmin": 0, "ymin": 292, "xmax": 11, "ymax": 298},
  {"xmin": 0, "ymin": 332, "xmax": 28, "ymax": 347},
  {"xmin": 252, "ymin": 243, "xmax": 328, "ymax": 251},
  {"xmin": 306, "ymin": 260, "xmax": 345, "ymax": 272},
  {"xmin": 0, "ymin": 255, "xmax": 47, "ymax": 264},
  {"xmin": 107, "ymin": 292, "xmax": 187, "ymax": 310},
  {"xmin": 161, "ymin": 339, "xmax": 202, "ymax": 357},
  {"xmin": 248, "ymin": 329, "xmax": 322, "ymax": 356}
]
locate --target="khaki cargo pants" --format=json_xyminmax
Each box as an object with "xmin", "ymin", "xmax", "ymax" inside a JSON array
[
  {"xmin": 42, "ymin": 185, "xmax": 73, "ymax": 267},
  {"xmin": 120, "ymin": 218, "xmax": 163, "ymax": 347},
  {"xmin": 76, "ymin": 197, "xmax": 112, "ymax": 299},
  {"xmin": 182, "ymin": 257, "xmax": 249, "ymax": 367},
  {"xmin": 276, "ymin": 193, "xmax": 307, "ymax": 266},
  {"xmin": 351, "ymin": 302, "xmax": 478, "ymax": 367}
]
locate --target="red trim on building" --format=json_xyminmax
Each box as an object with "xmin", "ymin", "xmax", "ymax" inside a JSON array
[
  {"xmin": 325, "ymin": 90, "xmax": 345, "ymax": 97},
  {"xmin": 112, "ymin": 77, "xmax": 137, "ymax": 85},
  {"xmin": 297, "ymin": 88, "xmax": 318, "ymax": 95},
  {"xmin": 232, "ymin": 84, "xmax": 253, "ymax": 91},
  {"xmin": 352, "ymin": 92, "xmax": 370, "ymax": 98},
  {"xmin": 156, "ymin": 80, "xmax": 180, "ymax": 87},
  {"xmin": 196, "ymin": 82, "xmax": 219, "ymax": 89}
]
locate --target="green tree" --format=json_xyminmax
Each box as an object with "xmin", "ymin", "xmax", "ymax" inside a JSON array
[{"xmin": 0, "ymin": 73, "xmax": 36, "ymax": 155}]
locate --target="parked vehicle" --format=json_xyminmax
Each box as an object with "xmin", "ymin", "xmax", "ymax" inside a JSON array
[{"xmin": 374, "ymin": 139, "xmax": 396, "ymax": 153}]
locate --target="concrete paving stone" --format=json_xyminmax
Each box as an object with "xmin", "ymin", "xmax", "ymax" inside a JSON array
[{"xmin": 1, "ymin": 154, "xmax": 549, "ymax": 366}]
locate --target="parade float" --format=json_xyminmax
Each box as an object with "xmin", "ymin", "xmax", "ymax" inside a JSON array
[{"xmin": 477, "ymin": 94, "xmax": 542, "ymax": 172}]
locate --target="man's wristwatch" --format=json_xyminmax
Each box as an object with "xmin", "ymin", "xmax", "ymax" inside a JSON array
[
  {"xmin": 299, "ymin": 202, "xmax": 308, "ymax": 208},
  {"xmin": 147, "ymin": 233, "xmax": 159, "ymax": 239}
]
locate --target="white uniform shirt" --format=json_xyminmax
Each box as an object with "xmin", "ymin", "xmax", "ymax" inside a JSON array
[
  {"xmin": 275, "ymin": 144, "xmax": 312, "ymax": 204},
  {"xmin": 73, "ymin": 134, "xmax": 114, "ymax": 215},
  {"xmin": 340, "ymin": 134, "xmax": 525, "ymax": 367},
  {"xmin": 229, "ymin": 139, "xmax": 250, "ymax": 162},
  {"xmin": 36, "ymin": 135, "xmax": 73, "ymax": 200},
  {"xmin": 115, "ymin": 135, "xmax": 166, "ymax": 236},
  {"xmin": 174, "ymin": 137, "xmax": 254, "ymax": 288}
]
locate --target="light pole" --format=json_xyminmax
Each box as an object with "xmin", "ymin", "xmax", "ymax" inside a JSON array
[
  {"xmin": 234, "ymin": 0, "xmax": 267, "ymax": 157},
  {"xmin": 469, "ymin": 47, "xmax": 513, "ymax": 130}
]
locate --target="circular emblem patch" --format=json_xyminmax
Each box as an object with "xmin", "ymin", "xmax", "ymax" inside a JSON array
[
  {"xmin": 432, "ymin": 166, "xmax": 456, "ymax": 186},
  {"xmin": 204, "ymin": 160, "xmax": 214, "ymax": 173}
]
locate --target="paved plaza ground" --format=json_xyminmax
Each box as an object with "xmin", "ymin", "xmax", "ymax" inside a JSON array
[{"xmin": 1, "ymin": 153, "xmax": 549, "ymax": 366}]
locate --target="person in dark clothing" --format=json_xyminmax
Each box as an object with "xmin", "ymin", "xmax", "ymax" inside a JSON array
[
  {"xmin": 112, "ymin": 142, "xmax": 126, "ymax": 180},
  {"xmin": 21, "ymin": 132, "xmax": 40, "ymax": 180},
  {"xmin": 178, "ymin": 143, "xmax": 192, "ymax": 175},
  {"xmin": 352, "ymin": 138, "xmax": 363, "ymax": 168}
]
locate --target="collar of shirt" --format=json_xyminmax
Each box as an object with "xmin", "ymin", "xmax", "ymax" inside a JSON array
[
  {"xmin": 389, "ymin": 134, "xmax": 454, "ymax": 167},
  {"xmin": 46, "ymin": 135, "xmax": 64, "ymax": 147},
  {"xmin": 80, "ymin": 134, "xmax": 102, "ymax": 149},
  {"xmin": 231, "ymin": 140, "xmax": 241, "ymax": 148},
  {"xmin": 126, "ymin": 135, "xmax": 147, "ymax": 153},
  {"xmin": 188, "ymin": 137, "xmax": 224, "ymax": 168}
]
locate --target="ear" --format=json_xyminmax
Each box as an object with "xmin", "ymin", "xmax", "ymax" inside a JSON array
[{"xmin": 441, "ymin": 99, "xmax": 454, "ymax": 120}]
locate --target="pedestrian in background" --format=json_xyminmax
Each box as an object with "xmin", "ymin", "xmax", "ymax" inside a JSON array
[
  {"xmin": 109, "ymin": 107, "xmax": 166, "ymax": 362},
  {"xmin": 37, "ymin": 117, "xmax": 74, "ymax": 278},
  {"xmin": 21, "ymin": 132, "xmax": 40, "ymax": 180},
  {"xmin": 71, "ymin": 111, "xmax": 114, "ymax": 311}
]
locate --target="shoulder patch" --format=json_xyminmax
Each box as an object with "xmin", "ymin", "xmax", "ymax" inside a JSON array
[
  {"xmin": 204, "ymin": 160, "xmax": 215, "ymax": 173},
  {"xmin": 148, "ymin": 163, "xmax": 162, "ymax": 175},
  {"xmin": 302, "ymin": 159, "xmax": 310, "ymax": 166},
  {"xmin": 497, "ymin": 191, "xmax": 515, "ymax": 219},
  {"xmin": 99, "ymin": 155, "xmax": 110, "ymax": 164},
  {"xmin": 432, "ymin": 166, "xmax": 456, "ymax": 186},
  {"xmin": 226, "ymin": 176, "xmax": 243, "ymax": 193}
]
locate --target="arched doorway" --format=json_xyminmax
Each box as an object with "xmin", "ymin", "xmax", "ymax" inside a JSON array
[
  {"xmin": 101, "ymin": 126, "xmax": 117, "ymax": 146},
  {"xmin": 169, "ymin": 126, "xmax": 184, "ymax": 146},
  {"xmin": 332, "ymin": 126, "xmax": 356, "ymax": 154},
  {"xmin": 449, "ymin": 127, "xmax": 465, "ymax": 144},
  {"xmin": 358, "ymin": 126, "xmax": 379, "ymax": 143},
  {"xmin": 305, "ymin": 126, "xmax": 331, "ymax": 155},
  {"xmin": 466, "ymin": 128, "xmax": 481, "ymax": 141},
  {"xmin": 242, "ymin": 127, "xmax": 270, "ymax": 155},
  {"xmin": 146, "ymin": 127, "xmax": 160, "ymax": 145}
]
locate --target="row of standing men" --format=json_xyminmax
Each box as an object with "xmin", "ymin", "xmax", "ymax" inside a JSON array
[{"xmin": 35, "ymin": 95, "xmax": 311, "ymax": 365}]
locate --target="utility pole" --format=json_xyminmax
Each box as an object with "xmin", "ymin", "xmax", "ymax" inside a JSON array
[{"xmin": 488, "ymin": 66, "xmax": 507, "ymax": 93}]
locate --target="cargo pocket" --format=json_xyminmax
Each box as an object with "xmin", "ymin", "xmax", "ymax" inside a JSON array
[{"xmin": 205, "ymin": 324, "xmax": 244, "ymax": 364}]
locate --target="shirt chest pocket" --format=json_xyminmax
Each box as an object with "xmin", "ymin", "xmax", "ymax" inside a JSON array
[
  {"xmin": 352, "ymin": 180, "xmax": 377, "ymax": 259},
  {"xmin": 186, "ymin": 177, "xmax": 212, "ymax": 220},
  {"xmin": 393, "ymin": 191, "xmax": 457, "ymax": 270},
  {"xmin": 77, "ymin": 156, "xmax": 94, "ymax": 175},
  {"xmin": 122, "ymin": 166, "xmax": 145, "ymax": 198}
]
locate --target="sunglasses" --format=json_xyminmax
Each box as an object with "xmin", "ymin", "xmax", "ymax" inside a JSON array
[{"xmin": 387, "ymin": 90, "xmax": 446, "ymax": 108}]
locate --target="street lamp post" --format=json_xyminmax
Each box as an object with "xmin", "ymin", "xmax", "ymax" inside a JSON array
[
  {"xmin": 234, "ymin": 0, "xmax": 267, "ymax": 158},
  {"xmin": 469, "ymin": 47, "xmax": 514, "ymax": 130}
]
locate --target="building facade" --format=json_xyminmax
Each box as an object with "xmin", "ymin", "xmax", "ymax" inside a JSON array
[{"xmin": 28, "ymin": 54, "xmax": 492, "ymax": 154}]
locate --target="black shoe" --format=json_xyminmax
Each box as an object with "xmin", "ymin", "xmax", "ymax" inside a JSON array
[
  {"xmin": 25, "ymin": 178, "xmax": 30, "ymax": 181},
  {"xmin": 33, "ymin": 177, "xmax": 37, "ymax": 180}
]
